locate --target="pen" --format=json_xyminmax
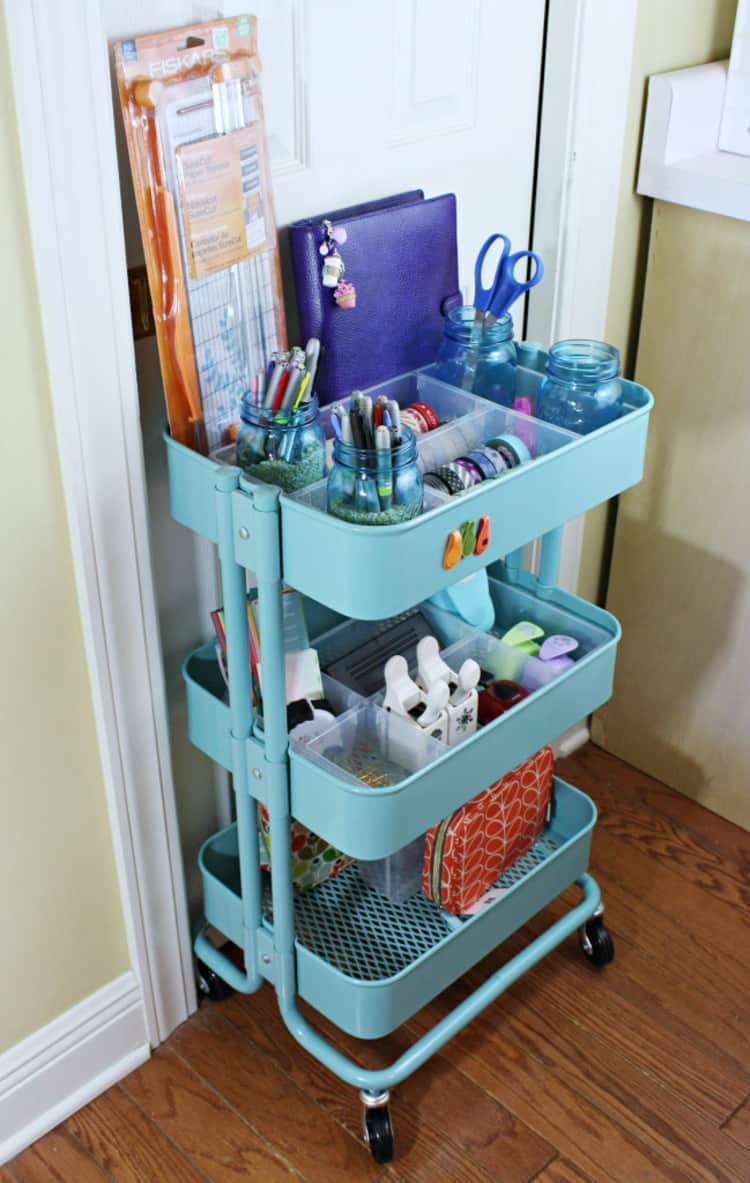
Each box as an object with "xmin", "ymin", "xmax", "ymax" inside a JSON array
[
  {"xmin": 349, "ymin": 407, "xmax": 366, "ymax": 449},
  {"xmin": 304, "ymin": 337, "xmax": 321, "ymax": 393},
  {"xmin": 387, "ymin": 399, "xmax": 401, "ymax": 445},
  {"xmin": 276, "ymin": 365, "xmax": 306, "ymax": 419},
  {"xmin": 357, "ymin": 395, "xmax": 371, "ymax": 444},
  {"xmin": 264, "ymin": 356, "xmax": 287, "ymax": 409},
  {"xmin": 340, "ymin": 409, "xmax": 353, "ymax": 445},
  {"xmin": 375, "ymin": 424, "xmax": 393, "ymax": 510}
]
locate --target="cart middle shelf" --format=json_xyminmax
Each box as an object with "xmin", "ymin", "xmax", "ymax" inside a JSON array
[{"xmin": 184, "ymin": 565, "xmax": 619, "ymax": 860}]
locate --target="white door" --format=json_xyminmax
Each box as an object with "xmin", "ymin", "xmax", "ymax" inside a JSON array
[{"xmin": 100, "ymin": 0, "xmax": 546, "ymax": 903}]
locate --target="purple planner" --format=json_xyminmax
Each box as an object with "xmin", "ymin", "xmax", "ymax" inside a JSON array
[{"xmin": 289, "ymin": 190, "xmax": 461, "ymax": 404}]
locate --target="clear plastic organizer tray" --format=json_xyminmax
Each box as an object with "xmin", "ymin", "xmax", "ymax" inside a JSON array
[
  {"xmin": 198, "ymin": 775, "xmax": 597, "ymax": 1039},
  {"xmin": 182, "ymin": 566, "xmax": 620, "ymax": 858},
  {"xmin": 166, "ymin": 348, "xmax": 653, "ymax": 620}
]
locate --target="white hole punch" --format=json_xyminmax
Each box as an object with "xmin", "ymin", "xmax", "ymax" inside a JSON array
[{"xmin": 416, "ymin": 635, "xmax": 457, "ymax": 694}]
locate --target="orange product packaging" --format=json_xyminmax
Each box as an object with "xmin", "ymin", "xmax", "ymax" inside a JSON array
[{"xmin": 114, "ymin": 16, "xmax": 287, "ymax": 453}]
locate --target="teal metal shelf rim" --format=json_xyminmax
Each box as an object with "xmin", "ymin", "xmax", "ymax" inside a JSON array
[
  {"xmin": 198, "ymin": 776, "xmax": 596, "ymax": 1039},
  {"xmin": 183, "ymin": 573, "xmax": 619, "ymax": 858},
  {"xmin": 165, "ymin": 360, "xmax": 653, "ymax": 619}
]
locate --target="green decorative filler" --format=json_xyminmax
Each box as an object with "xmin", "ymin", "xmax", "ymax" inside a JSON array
[
  {"xmin": 328, "ymin": 499, "xmax": 421, "ymax": 527},
  {"xmin": 238, "ymin": 440, "xmax": 325, "ymax": 493}
]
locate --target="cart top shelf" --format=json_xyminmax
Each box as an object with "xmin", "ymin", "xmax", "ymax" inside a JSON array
[{"xmin": 166, "ymin": 350, "xmax": 652, "ymax": 620}]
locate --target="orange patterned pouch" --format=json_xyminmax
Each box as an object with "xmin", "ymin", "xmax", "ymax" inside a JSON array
[{"xmin": 422, "ymin": 747, "xmax": 553, "ymax": 914}]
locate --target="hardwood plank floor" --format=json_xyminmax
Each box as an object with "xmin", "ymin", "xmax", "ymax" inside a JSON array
[{"xmin": 5, "ymin": 745, "xmax": 749, "ymax": 1181}]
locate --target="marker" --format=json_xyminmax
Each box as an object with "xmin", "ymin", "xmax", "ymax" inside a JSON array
[
  {"xmin": 387, "ymin": 399, "xmax": 401, "ymax": 444},
  {"xmin": 304, "ymin": 338, "xmax": 321, "ymax": 392},
  {"xmin": 349, "ymin": 407, "xmax": 366, "ymax": 449},
  {"xmin": 375, "ymin": 424, "xmax": 393, "ymax": 510},
  {"xmin": 339, "ymin": 409, "xmax": 353, "ymax": 446},
  {"xmin": 271, "ymin": 367, "xmax": 291, "ymax": 413},
  {"xmin": 275, "ymin": 365, "xmax": 305, "ymax": 422}
]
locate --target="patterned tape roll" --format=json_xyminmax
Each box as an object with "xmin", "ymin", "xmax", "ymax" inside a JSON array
[
  {"xmin": 407, "ymin": 401, "xmax": 440, "ymax": 431},
  {"xmin": 401, "ymin": 407, "xmax": 429, "ymax": 434},
  {"xmin": 464, "ymin": 449, "xmax": 499, "ymax": 480},
  {"xmin": 455, "ymin": 457, "xmax": 485, "ymax": 485}
]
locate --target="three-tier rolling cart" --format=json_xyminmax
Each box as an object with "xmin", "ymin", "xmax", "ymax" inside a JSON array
[{"xmin": 167, "ymin": 344, "xmax": 652, "ymax": 1164}]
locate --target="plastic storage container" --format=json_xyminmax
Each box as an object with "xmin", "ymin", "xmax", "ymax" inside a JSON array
[
  {"xmin": 433, "ymin": 306, "xmax": 518, "ymax": 403},
  {"xmin": 536, "ymin": 339, "xmax": 623, "ymax": 433},
  {"xmin": 359, "ymin": 833, "xmax": 426, "ymax": 903},
  {"xmin": 236, "ymin": 393, "xmax": 326, "ymax": 491}
]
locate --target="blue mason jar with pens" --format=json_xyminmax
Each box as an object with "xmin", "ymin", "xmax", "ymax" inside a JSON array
[
  {"xmin": 236, "ymin": 339, "xmax": 326, "ymax": 492},
  {"xmin": 433, "ymin": 233, "xmax": 543, "ymax": 405},
  {"xmin": 327, "ymin": 393, "xmax": 423, "ymax": 525}
]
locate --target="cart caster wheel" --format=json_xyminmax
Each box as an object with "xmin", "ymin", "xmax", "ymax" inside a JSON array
[
  {"xmin": 196, "ymin": 960, "xmax": 233, "ymax": 1002},
  {"xmin": 362, "ymin": 1094, "xmax": 394, "ymax": 1164},
  {"xmin": 580, "ymin": 916, "xmax": 615, "ymax": 966}
]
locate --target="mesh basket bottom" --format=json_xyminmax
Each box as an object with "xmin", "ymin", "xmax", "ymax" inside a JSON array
[{"xmin": 285, "ymin": 836, "xmax": 559, "ymax": 983}]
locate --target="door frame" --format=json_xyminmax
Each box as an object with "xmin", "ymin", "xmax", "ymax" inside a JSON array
[{"xmin": 6, "ymin": 0, "xmax": 637, "ymax": 1043}]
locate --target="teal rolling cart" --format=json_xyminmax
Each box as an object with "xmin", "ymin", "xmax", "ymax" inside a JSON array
[{"xmin": 167, "ymin": 348, "xmax": 652, "ymax": 1164}]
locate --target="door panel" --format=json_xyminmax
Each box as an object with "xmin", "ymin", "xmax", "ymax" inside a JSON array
[{"xmin": 101, "ymin": 0, "xmax": 545, "ymax": 903}]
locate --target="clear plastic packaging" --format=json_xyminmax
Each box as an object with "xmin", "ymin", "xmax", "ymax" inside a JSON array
[{"xmin": 115, "ymin": 18, "xmax": 286, "ymax": 453}]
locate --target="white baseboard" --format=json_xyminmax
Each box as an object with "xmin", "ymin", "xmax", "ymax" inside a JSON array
[
  {"xmin": 0, "ymin": 972, "xmax": 150, "ymax": 1165},
  {"xmin": 552, "ymin": 720, "xmax": 590, "ymax": 760}
]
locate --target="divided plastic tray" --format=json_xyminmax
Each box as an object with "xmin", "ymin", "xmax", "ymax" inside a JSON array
[
  {"xmin": 166, "ymin": 349, "xmax": 653, "ymax": 620},
  {"xmin": 198, "ymin": 775, "xmax": 596, "ymax": 1039},
  {"xmin": 183, "ymin": 567, "xmax": 619, "ymax": 859}
]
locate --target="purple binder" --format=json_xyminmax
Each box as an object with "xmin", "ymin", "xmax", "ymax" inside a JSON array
[{"xmin": 289, "ymin": 190, "xmax": 461, "ymax": 404}]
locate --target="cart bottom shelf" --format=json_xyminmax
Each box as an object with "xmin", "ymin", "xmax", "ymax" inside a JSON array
[{"xmin": 198, "ymin": 776, "xmax": 596, "ymax": 1039}]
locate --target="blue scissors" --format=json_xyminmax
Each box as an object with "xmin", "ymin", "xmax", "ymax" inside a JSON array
[{"xmin": 473, "ymin": 233, "xmax": 544, "ymax": 326}]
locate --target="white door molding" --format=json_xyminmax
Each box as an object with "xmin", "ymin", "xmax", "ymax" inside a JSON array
[
  {"xmin": 529, "ymin": 0, "xmax": 638, "ymax": 592},
  {"xmin": 5, "ymin": 0, "xmax": 637, "ymax": 1053},
  {"xmin": 5, "ymin": 0, "xmax": 196, "ymax": 1045}
]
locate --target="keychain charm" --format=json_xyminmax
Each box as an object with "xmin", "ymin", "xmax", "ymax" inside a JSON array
[
  {"xmin": 334, "ymin": 279, "xmax": 356, "ymax": 309},
  {"xmin": 320, "ymin": 219, "xmax": 356, "ymax": 307}
]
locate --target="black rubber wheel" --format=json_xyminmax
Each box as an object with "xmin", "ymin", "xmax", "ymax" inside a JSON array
[
  {"xmin": 196, "ymin": 960, "xmax": 233, "ymax": 1002},
  {"xmin": 364, "ymin": 1104, "xmax": 394, "ymax": 1164},
  {"xmin": 581, "ymin": 917, "xmax": 615, "ymax": 966}
]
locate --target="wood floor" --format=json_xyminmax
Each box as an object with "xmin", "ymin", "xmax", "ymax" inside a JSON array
[{"xmin": 5, "ymin": 745, "xmax": 750, "ymax": 1183}]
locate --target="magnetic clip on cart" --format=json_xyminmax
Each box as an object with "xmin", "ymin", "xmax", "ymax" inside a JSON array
[{"xmin": 168, "ymin": 344, "xmax": 653, "ymax": 1165}]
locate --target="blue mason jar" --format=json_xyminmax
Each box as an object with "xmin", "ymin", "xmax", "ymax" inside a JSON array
[
  {"xmin": 536, "ymin": 340, "xmax": 623, "ymax": 433},
  {"xmin": 235, "ymin": 394, "xmax": 326, "ymax": 492},
  {"xmin": 433, "ymin": 306, "xmax": 518, "ymax": 404},
  {"xmin": 327, "ymin": 428, "xmax": 423, "ymax": 526}
]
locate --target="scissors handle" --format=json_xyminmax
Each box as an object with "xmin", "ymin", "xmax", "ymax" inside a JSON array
[
  {"xmin": 473, "ymin": 233, "xmax": 511, "ymax": 314},
  {"xmin": 488, "ymin": 249, "xmax": 544, "ymax": 321}
]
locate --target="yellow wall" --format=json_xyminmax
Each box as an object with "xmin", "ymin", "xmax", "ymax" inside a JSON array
[
  {"xmin": 577, "ymin": 0, "xmax": 737, "ymax": 604},
  {"xmin": 593, "ymin": 201, "xmax": 750, "ymax": 830},
  {"xmin": 0, "ymin": 19, "xmax": 129, "ymax": 1052}
]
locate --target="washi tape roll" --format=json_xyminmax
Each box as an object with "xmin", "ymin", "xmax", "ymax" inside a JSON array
[
  {"xmin": 408, "ymin": 401, "xmax": 440, "ymax": 431},
  {"xmin": 433, "ymin": 463, "xmax": 471, "ymax": 495},
  {"xmin": 486, "ymin": 433, "xmax": 531, "ymax": 468},
  {"xmin": 455, "ymin": 457, "xmax": 485, "ymax": 485},
  {"xmin": 401, "ymin": 407, "xmax": 430, "ymax": 434},
  {"xmin": 464, "ymin": 449, "xmax": 498, "ymax": 480},
  {"xmin": 424, "ymin": 472, "xmax": 454, "ymax": 495}
]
